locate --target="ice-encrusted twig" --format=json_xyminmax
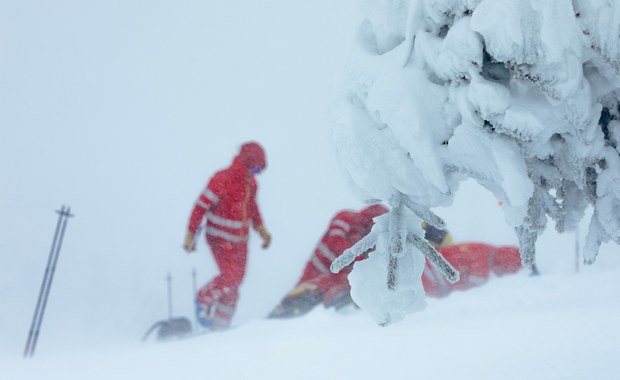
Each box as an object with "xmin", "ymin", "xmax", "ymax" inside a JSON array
[
  {"xmin": 386, "ymin": 195, "xmax": 408, "ymax": 291},
  {"xmin": 387, "ymin": 256, "xmax": 399, "ymax": 290},
  {"xmin": 515, "ymin": 195, "xmax": 543, "ymax": 268},
  {"xmin": 515, "ymin": 225, "xmax": 537, "ymax": 267},
  {"xmin": 402, "ymin": 198, "xmax": 445, "ymax": 229},
  {"xmin": 583, "ymin": 215, "xmax": 603, "ymax": 265},
  {"xmin": 330, "ymin": 231, "xmax": 378, "ymax": 274},
  {"xmin": 389, "ymin": 194, "xmax": 407, "ymax": 258},
  {"xmin": 407, "ymin": 233, "xmax": 459, "ymax": 283}
]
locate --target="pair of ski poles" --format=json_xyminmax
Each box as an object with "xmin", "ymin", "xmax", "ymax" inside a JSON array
[{"xmin": 23, "ymin": 206, "xmax": 74, "ymax": 358}]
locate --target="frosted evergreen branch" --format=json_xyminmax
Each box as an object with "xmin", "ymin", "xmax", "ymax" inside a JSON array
[
  {"xmin": 538, "ymin": 186, "xmax": 561, "ymax": 224},
  {"xmin": 555, "ymin": 180, "xmax": 588, "ymax": 233},
  {"xmin": 407, "ymin": 234, "xmax": 459, "ymax": 283},
  {"xmin": 330, "ymin": 231, "xmax": 378, "ymax": 274},
  {"xmin": 584, "ymin": 211, "xmax": 605, "ymax": 265},
  {"xmin": 402, "ymin": 198, "xmax": 445, "ymax": 230},
  {"xmin": 504, "ymin": 62, "xmax": 562, "ymax": 101},
  {"xmin": 516, "ymin": 225, "xmax": 537, "ymax": 267},
  {"xmin": 388, "ymin": 194, "xmax": 406, "ymax": 257},
  {"xmin": 591, "ymin": 44, "xmax": 620, "ymax": 76},
  {"xmin": 516, "ymin": 195, "xmax": 545, "ymax": 267},
  {"xmin": 387, "ymin": 256, "xmax": 398, "ymax": 290}
]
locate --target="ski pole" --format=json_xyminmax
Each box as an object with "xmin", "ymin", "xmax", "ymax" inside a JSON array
[
  {"xmin": 24, "ymin": 206, "xmax": 64, "ymax": 357},
  {"xmin": 31, "ymin": 206, "xmax": 73, "ymax": 356},
  {"xmin": 167, "ymin": 272, "xmax": 173, "ymax": 319},
  {"xmin": 192, "ymin": 267, "xmax": 198, "ymax": 329}
]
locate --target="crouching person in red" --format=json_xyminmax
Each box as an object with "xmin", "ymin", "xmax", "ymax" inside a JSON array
[
  {"xmin": 269, "ymin": 204, "xmax": 389, "ymax": 318},
  {"xmin": 183, "ymin": 142, "xmax": 272, "ymax": 330},
  {"xmin": 270, "ymin": 208, "xmax": 524, "ymax": 318}
]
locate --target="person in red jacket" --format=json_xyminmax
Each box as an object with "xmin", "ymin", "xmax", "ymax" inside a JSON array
[
  {"xmin": 270, "ymin": 210, "xmax": 523, "ymax": 318},
  {"xmin": 183, "ymin": 141, "xmax": 272, "ymax": 330},
  {"xmin": 269, "ymin": 204, "xmax": 389, "ymax": 318}
]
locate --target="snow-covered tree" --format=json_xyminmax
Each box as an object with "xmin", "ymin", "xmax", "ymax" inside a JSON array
[{"xmin": 330, "ymin": 0, "xmax": 620, "ymax": 325}]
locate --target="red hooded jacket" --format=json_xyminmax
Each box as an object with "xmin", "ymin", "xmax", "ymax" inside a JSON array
[{"xmin": 188, "ymin": 142, "xmax": 267, "ymax": 243}]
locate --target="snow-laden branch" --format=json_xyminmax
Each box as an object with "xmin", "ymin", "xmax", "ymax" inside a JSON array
[
  {"xmin": 330, "ymin": 198, "xmax": 461, "ymax": 325},
  {"xmin": 402, "ymin": 197, "xmax": 445, "ymax": 230},
  {"xmin": 330, "ymin": 231, "xmax": 378, "ymax": 274},
  {"xmin": 388, "ymin": 194, "xmax": 407, "ymax": 258},
  {"xmin": 407, "ymin": 233, "xmax": 459, "ymax": 284}
]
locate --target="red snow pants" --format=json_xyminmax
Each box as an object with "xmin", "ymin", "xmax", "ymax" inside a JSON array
[{"xmin": 196, "ymin": 235, "xmax": 248, "ymax": 328}]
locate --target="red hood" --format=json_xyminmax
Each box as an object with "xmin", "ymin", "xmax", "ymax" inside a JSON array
[{"xmin": 237, "ymin": 142, "xmax": 267, "ymax": 171}]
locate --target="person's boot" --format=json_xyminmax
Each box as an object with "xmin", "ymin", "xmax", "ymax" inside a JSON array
[
  {"xmin": 268, "ymin": 286, "xmax": 323, "ymax": 319},
  {"xmin": 195, "ymin": 298, "xmax": 214, "ymax": 329}
]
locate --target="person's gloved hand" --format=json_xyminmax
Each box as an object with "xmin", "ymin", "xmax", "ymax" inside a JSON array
[
  {"xmin": 256, "ymin": 225, "xmax": 271, "ymax": 249},
  {"xmin": 183, "ymin": 232, "xmax": 196, "ymax": 253}
]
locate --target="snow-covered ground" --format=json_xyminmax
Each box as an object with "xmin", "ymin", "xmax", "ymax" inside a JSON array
[
  {"xmin": 4, "ymin": 258, "xmax": 620, "ymax": 380},
  {"xmin": 1, "ymin": 1, "xmax": 619, "ymax": 379}
]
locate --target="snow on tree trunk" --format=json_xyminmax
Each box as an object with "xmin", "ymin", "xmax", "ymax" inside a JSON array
[{"xmin": 330, "ymin": 0, "xmax": 620, "ymax": 325}]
